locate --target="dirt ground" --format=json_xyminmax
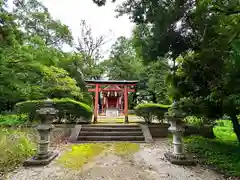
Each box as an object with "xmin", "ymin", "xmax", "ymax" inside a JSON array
[{"xmin": 5, "ymin": 139, "xmax": 226, "ymax": 180}]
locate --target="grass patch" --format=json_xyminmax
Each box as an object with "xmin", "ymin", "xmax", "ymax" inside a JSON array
[
  {"xmin": 0, "ymin": 128, "xmax": 35, "ymax": 174},
  {"xmin": 97, "ymin": 116, "xmax": 142, "ymax": 124},
  {"xmin": 57, "ymin": 142, "xmax": 140, "ymax": 169},
  {"xmin": 184, "ymin": 119, "xmax": 240, "ymax": 177}
]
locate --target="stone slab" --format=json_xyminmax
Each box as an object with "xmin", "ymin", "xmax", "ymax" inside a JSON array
[
  {"xmin": 148, "ymin": 124, "xmax": 170, "ymax": 138},
  {"xmin": 68, "ymin": 125, "xmax": 82, "ymax": 143},
  {"xmin": 23, "ymin": 151, "xmax": 59, "ymax": 166},
  {"xmin": 140, "ymin": 124, "xmax": 153, "ymax": 143},
  {"xmin": 106, "ymin": 108, "xmax": 119, "ymax": 117},
  {"xmin": 164, "ymin": 152, "xmax": 196, "ymax": 166}
]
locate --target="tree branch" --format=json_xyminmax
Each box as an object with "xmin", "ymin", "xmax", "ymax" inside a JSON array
[{"xmin": 210, "ymin": 7, "xmax": 240, "ymax": 15}]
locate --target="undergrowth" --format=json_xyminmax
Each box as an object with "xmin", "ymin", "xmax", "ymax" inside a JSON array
[
  {"xmin": 0, "ymin": 128, "xmax": 35, "ymax": 175},
  {"xmin": 185, "ymin": 119, "xmax": 240, "ymax": 177}
]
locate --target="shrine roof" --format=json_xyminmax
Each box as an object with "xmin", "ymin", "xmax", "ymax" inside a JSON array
[
  {"xmin": 104, "ymin": 85, "xmax": 121, "ymax": 89},
  {"xmin": 84, "ymin": 80, "xmax": 139, "ymax": 85}
]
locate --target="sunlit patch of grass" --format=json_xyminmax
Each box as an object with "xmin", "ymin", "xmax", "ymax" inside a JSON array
[
  {"xmin": 97, "ymin": 122, "xmax": 140, "ymax": 124},
  {"xmin": 112, "ymin": 142, "xmax": 140, "ymax": 156},
  {"xmin": 213, "ymin": 120, "xmax": 237, "ymax": 142},
  {"xmin": 97, "ymin": 116, "xmax": 142, "ymax": 123},
  {"xmin": 98, "ymin": 118, "xmax": 124, "ymax": 122},
  {"xmin": 57, "ymin": 143, "xmax": 110, "ymax": 169},
  {"xmin": 57, "ymin": 142, "xmax": 140, "ymax": 169}
]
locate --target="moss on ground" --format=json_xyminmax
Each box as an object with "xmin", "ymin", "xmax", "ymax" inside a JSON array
[
  {"xmin": 57, "ymin": 142, "xmax": 140, "ymax": 169},
  {"xmin": 112, "ymin": 142, "xmax": 140, "ymax": 156},
  {"xmin": 57, "ymin": 143, "xmax": 109, "ymax": 169}
]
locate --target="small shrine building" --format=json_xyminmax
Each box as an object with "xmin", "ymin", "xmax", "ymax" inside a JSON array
[{"xmin": 85, "ymin": 80, "xmax": 138, "ymax": 123}]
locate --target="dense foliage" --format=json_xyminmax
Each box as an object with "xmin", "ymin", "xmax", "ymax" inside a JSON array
[
  {"xmin": 15, "ymin": 98, "xmax": 93, "ymax": 123},
  {"xmin": 0, "ymin": 114, "xmax": 29, "ymax": 126},
  {"xmin": 0, "ymin": 0, "xmax": 108, "ymax": 113},
  {"xmin": 104, "ymin": 36, "xmax": 170, "ymax": 106},
  {"xmin": 93, "ymin": 0, "xmax": 240, "ymax": 142},
  {"xmin": 134, "ymin": 103, "xmax": 170, "ymax": 124}
]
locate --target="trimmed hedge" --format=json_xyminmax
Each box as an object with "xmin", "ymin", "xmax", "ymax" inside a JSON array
[
  {"xmin": 15, "ymin": 98, "xmax": 93, "ymax": 123},
  {"xmin": 134, "ymin": 103, "xmax": 170, "ymax": 124}
]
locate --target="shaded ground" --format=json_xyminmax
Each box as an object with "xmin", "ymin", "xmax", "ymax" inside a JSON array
[{"xmin": 5, "ymin": 139, "xmax": 225, "ymax": 180}]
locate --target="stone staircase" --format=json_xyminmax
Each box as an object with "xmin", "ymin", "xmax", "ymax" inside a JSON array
[{"xmin": 76, "ymin": 124, "xmax": 145, "ymax": 142}]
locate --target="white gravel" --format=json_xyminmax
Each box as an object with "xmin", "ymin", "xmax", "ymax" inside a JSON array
[{"xmin": 4, "ymin": 139, "xmax": 226, "ymax": 180}]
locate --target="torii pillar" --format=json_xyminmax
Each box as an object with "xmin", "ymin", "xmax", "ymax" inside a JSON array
[
  {"xmin": 124, "ymin": 85, "xmax": 129, "ymax": 123},
  {"xmin": 93, "ymin": 84, "xmax": 99, "ymax": 123}
]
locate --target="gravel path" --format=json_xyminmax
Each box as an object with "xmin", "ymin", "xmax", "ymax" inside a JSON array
[{"xmin": 5, "ymin": 139, "xmax": 225, "ymax": 180}]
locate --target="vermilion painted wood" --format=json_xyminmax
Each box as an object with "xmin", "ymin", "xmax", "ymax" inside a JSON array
[
  {"xmin": 86, "ymin": 81, "xmax": 137, "ymax": 121},
  {"xmin": 124, "ymin": 85, "xmax": 128, "ymax": 118},
  {"xmin": 88, "ymin": 88, "xmax": 135, "ymax": 92},
  {"xmin": 94, "ymin": 84, "xmax": 99, "ymax": 122},
  {"xmin": 87, "ymin": 83, "xmax": 137, "ymax": 86}
]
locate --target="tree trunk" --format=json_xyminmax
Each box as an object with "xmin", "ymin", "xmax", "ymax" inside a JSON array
[
  {"xmin": 150, "ymin": 91, "xmax": 157, "ymax": 103},
  {"xmin": 229, "ymin": 113, "xmax": 240, "ymax": 142}
]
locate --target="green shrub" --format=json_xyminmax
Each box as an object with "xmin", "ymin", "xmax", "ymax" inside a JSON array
[
  {"xmin": 183, "ymin": 116, "xmax": 203, "ymax": 127},
  {"xmin": 15, "ymin": 98, "xmax": 93, "ymax": 123},
  {"xmin": 0, "ymin": 128, "xmax": 35, "ymax": 174},
  {"xmin": 184, "ymin": 116, "xmax": 216, "ymax": 127},
  {"xmin": 0, "ymin": 114, "xmax": 29, "ymax": 126},
  {"xmin": 134, "ymin": 103, "xmax": 170, "ymax": 124}
]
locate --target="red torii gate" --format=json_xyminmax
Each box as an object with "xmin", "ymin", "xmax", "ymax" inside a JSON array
[{"xmin": 85, "ymin": 80, "xmax": 138, "ymax": 123}]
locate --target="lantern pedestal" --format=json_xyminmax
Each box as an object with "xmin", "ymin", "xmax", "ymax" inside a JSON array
[
  {"xmin": 23, "ymin": 151, "xmax": 58, "ymax": 166},
  {"xmin": 164, "ymin": 116, "xmax": 195, "ymax": 166},
  {"xmin": 23, "ymin": 124, "xmax": 59, "ymax": 166}
]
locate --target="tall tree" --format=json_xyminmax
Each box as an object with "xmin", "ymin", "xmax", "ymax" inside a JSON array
[
  {"xmin": 75, "ymin": 20, "xmax": 110, "ymax": 80},
  {"xmin": 13, "ymin": 0, "xmax": 73, "ymax": 48},
  {"xmin": 0, "ymin": 1, "xmax": 87, "ymax": 111},
  {"xmin": 93, "ymin": 0, "xmax": 240, "ymax": 141},
  {"xmin": 105, "ymin": 35, "xmax": 170, "ymax": 104},
  {"xmin": 106, "ymin": 36, "xmax": 142, "ymax": 80}
]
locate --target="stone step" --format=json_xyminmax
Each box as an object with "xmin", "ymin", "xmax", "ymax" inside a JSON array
[
  {"xmin": 73, "ymin": 141, "xmax": 146, "ymax": 143},
  {"xmin": 79, "ymin": 131, "xmax": 143, "ymax": 136},
  {"xmin": 80, "ymin": 127, "xmax": 142, "ymax": 132},
  {"xmin": 83, "ymin": 124, "xmax": 139, "ymax": 128},
  {"xmin": 77, "ymin": 135, "xmax": 145, "ymax": 141},
  {"xmin": 73, "ymin": 140, "xmax": 146, "ymax": 144}
]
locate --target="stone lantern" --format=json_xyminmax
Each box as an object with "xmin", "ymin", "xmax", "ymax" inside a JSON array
[
  {"xmin": 24, "ymin": 99, "xmax": 59, "ymax": 166},
  {"xmin": 164, "ymin": 101, "xmax": 195, "ymax": 165}
]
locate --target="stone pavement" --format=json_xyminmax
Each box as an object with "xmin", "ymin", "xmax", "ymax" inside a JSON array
[{"xmin": 6, "ymin": 139, "xmax": 225, "ymax": 180}]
